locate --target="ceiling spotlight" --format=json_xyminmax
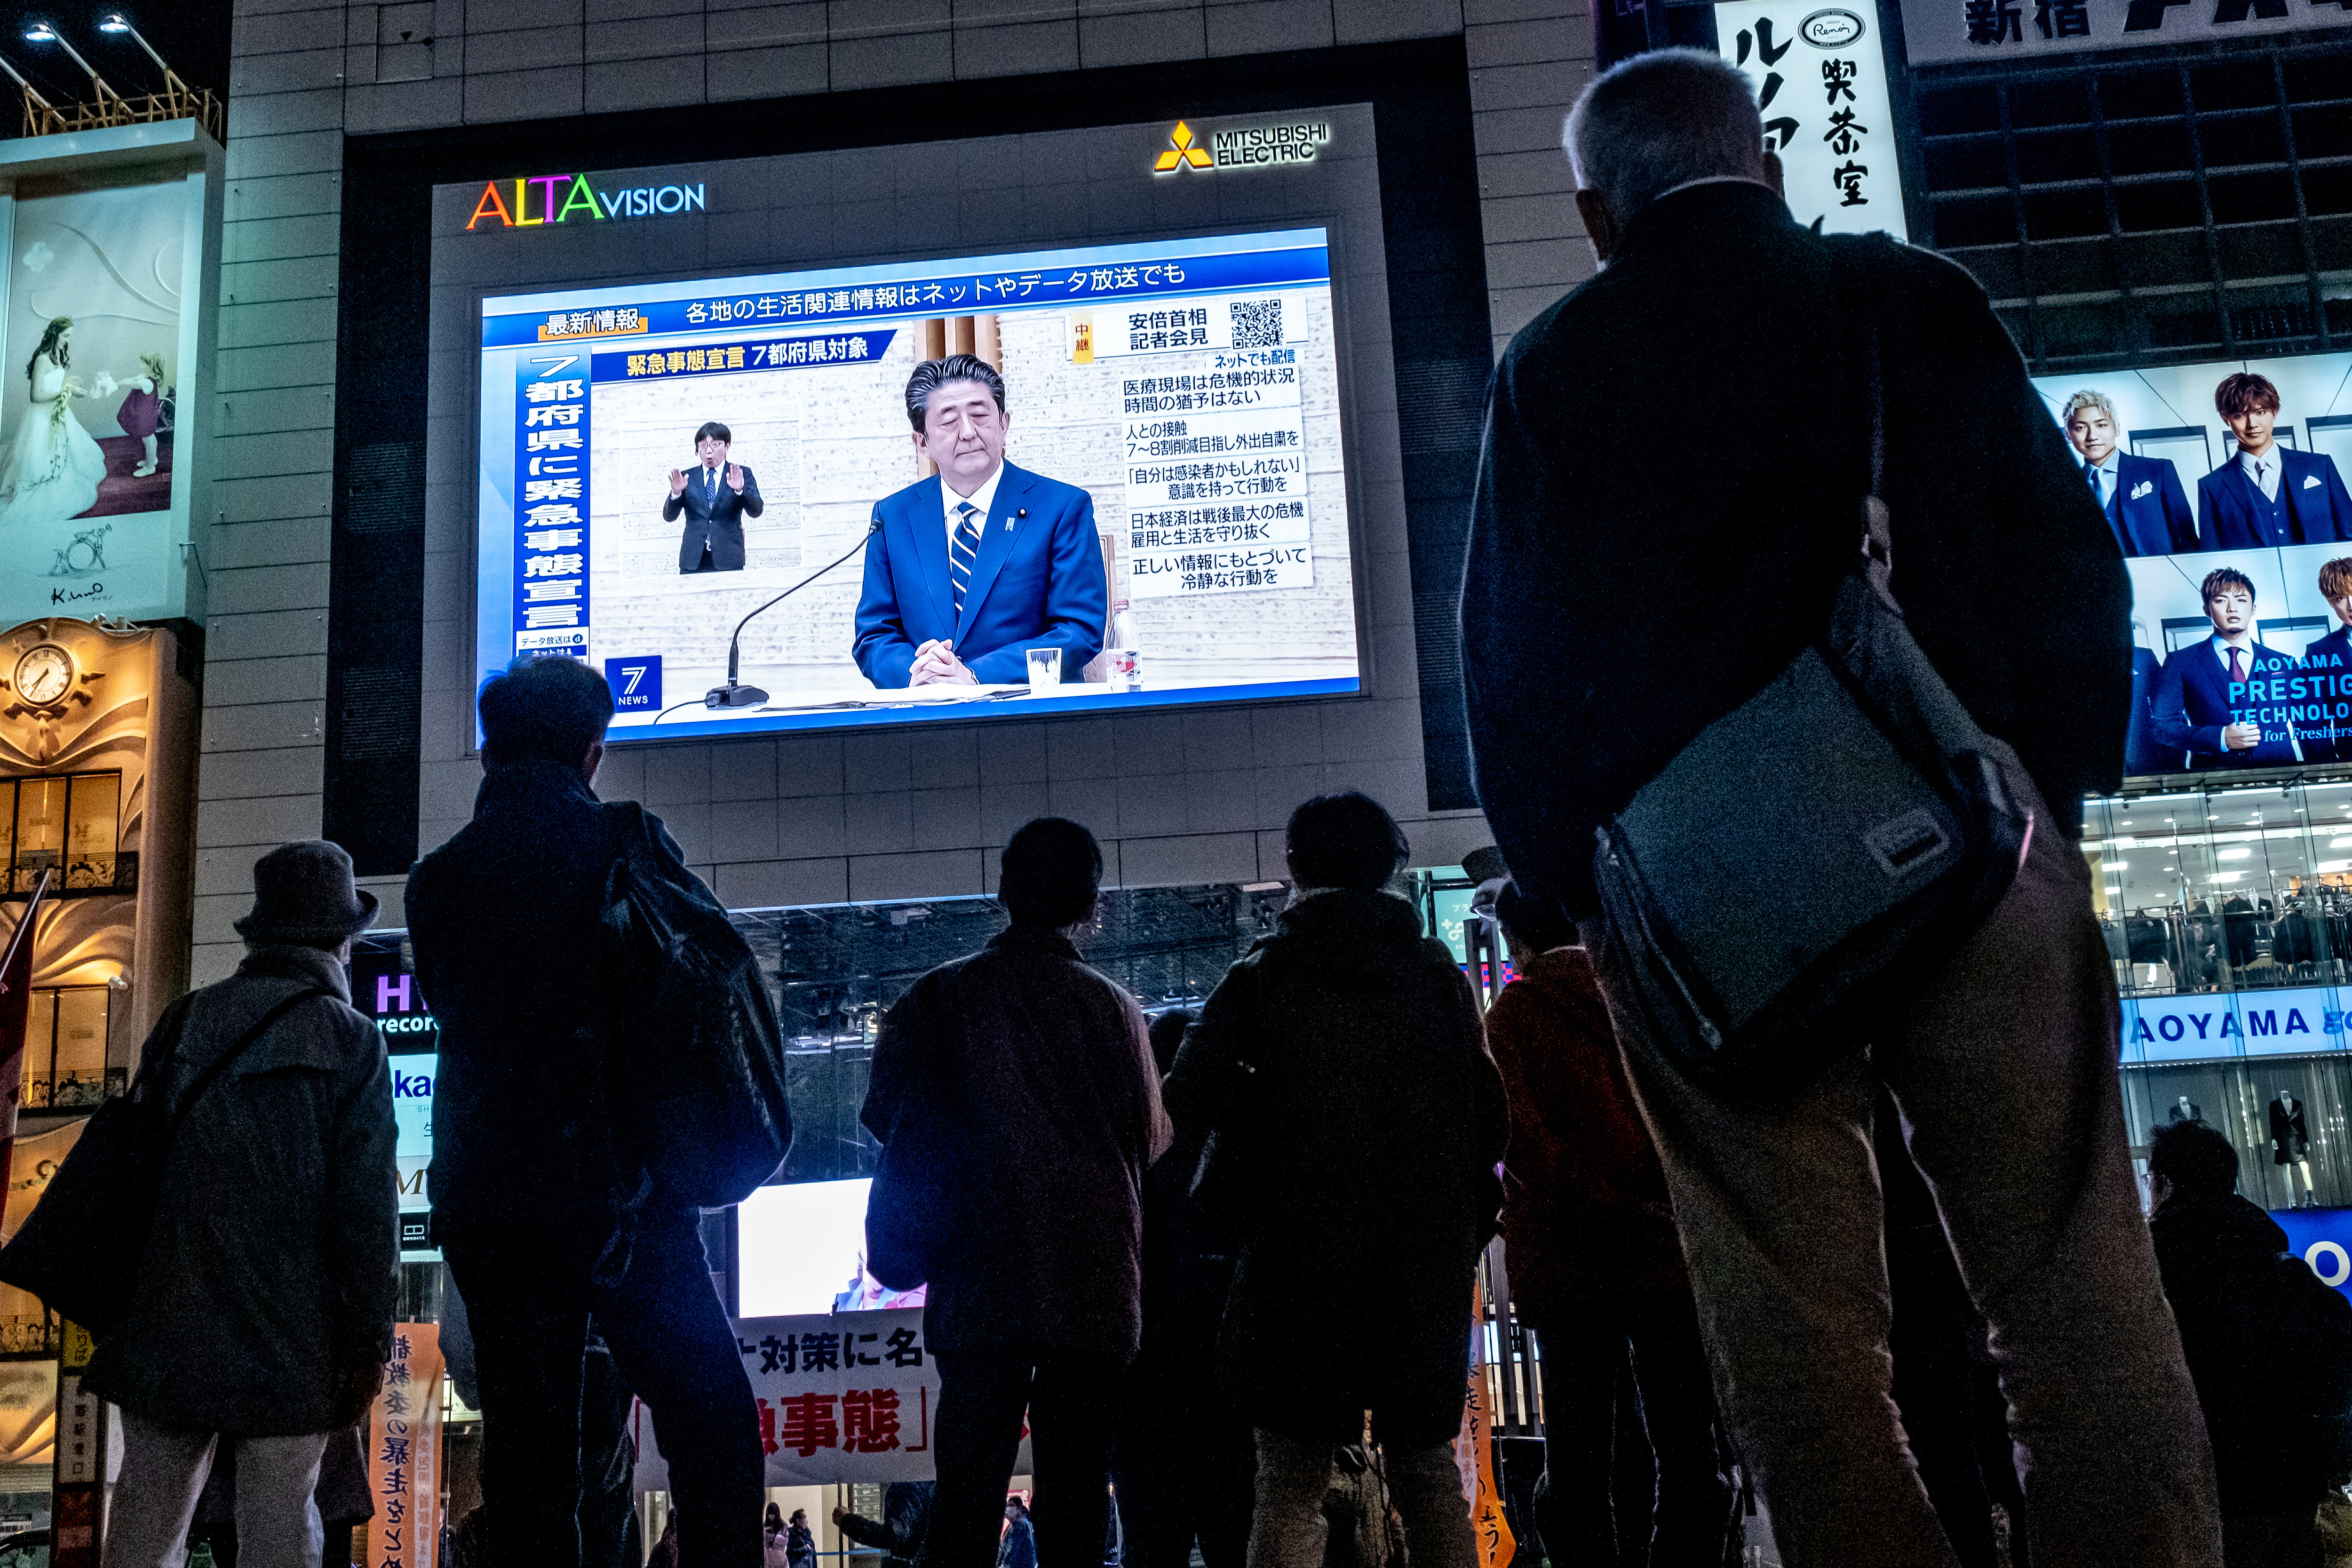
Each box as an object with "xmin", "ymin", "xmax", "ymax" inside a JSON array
[
  {"xmin": 97, "ymin": 14, "xmax": 130, "ymax": 31},
  {"xmin": 22, "ymin": 24, "xmax": 55, "ymax": 41}
]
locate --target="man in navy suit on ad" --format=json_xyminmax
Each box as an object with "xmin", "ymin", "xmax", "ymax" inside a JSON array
[
  {"xmin": 664, "ymin": 420, "xmax": 764, "ymax": 573},
  {"xmin": 2301, "ymin": 556, "xmax": 2352, "ymax": 764},
  {"xmin": 852, "ymin": 354, "xmax": 1107, "ymax": 689},
  {"xmin": 2151, "ymin": 566, "xmax": 2308, "ymax": 770},
  {"xmin": 2063, "ymin": 389, "xmax": 2197, "ymax": 556},
  {"xmin": 2196, "ymin": 372, "xmax": 2352, "ymax": 549}
]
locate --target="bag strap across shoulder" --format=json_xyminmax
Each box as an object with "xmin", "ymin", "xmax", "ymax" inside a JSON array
[
  {"xmin": 161, "ymin": 987, "xmax": 335, "ymax": 1138},
  {"xmin": 1826, "ymin": 236, "xmax": 1898, "ymax": 609}
]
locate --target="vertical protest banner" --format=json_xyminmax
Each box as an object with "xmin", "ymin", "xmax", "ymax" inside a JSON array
[
  {"xmin": 1455, "ymin": 1285, "xmax": 1515, "ymax": 1568},
  {"xmin": 369, "ymin": 1324, "xmax": 445, "ymax": 1568}
]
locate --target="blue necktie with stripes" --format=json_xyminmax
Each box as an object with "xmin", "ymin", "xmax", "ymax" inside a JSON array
[{"xmin": 950, "ymin": 500, "xmax": 981, "ymax": 619}]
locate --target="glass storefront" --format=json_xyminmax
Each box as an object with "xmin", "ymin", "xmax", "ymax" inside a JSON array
[{"xmin": 2086, "ymin": 778, "xmax": 2352, "ymax": 1208}]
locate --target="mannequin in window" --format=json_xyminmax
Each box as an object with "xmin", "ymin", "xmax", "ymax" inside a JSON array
[
  {"xmin": 2169, "ymin": 1096, "xmax": 2204, "ymax": 1126},
  {"xmin": 2270, "ymin": 1090, "xmax": 2316, "ymax": 1208}
]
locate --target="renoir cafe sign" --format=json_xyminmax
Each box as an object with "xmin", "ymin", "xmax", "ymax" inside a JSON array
[{"xmin": 2120, "ymin": 984, "xmax": 2352, "ymax": 1062}]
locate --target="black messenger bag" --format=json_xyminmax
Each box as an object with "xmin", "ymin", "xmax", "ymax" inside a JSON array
[{"xmin": 1589, "ymin": 298, "xmax": 2034, "ymax": 1095}]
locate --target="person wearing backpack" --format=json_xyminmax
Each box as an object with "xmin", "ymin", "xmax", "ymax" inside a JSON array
[
  {"xmin": 406, "ymin": 655, "xmax": 765, "ymax": 1568},
  {"xmin": 2148, "ymin": 1120, "xmax": 2352, "ymax": 1567},
  {"xmin": 90, "ymin": 840, "xmax": 396, "ymax": 1568}
]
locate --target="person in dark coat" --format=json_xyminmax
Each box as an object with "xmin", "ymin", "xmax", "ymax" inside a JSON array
[
  {"xmin": 835, "ymin": 1483, "xmax": 934, "ymax": 1568},
  {"xmin": 92, "ymin": 841, "xmax": 396, "ymax": 1568},
  {"xmin": 1485, "ymin": 883, "xmax": 1735, "ymax": 1565},
  {"xmin": 1111, "ymin": 1009, "xmax": 1256, "ymax": 1568},
  {"xmin": 406, "ymin": 655, "xmax": 763, "ymax": 1568},
  {"xmin": 1459, "ymin": 48, "xmax": 2217, "ymax": 1567},
  {"xmin": 996, "ymin": 1497, "xmax": 1035, "ymax": 1568},
  {"xmin": 1165, "ymin": 792, "xmax": 1506, "ymax": 1568},
  {"xmin": 861, "ymin": 817, "xmax": 1171, "ymax": 1568},
  {"xmin": 2148, "ymin": 1121, "xmax": 2352, "ymax": 1568}
]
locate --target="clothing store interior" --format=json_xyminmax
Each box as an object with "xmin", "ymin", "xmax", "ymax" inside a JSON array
[{"xmin": 2085, "ymin": 780, "xmax": 2352, "ymax": 1208}]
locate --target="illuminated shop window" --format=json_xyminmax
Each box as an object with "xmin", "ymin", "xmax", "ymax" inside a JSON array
[
  {"xmin": 20, "ymin": 985, "xmax": 117, "ymax": 1111},
  {"xmin": 0, "ymin": 772, "xmax": 128, "ymax": 897}
]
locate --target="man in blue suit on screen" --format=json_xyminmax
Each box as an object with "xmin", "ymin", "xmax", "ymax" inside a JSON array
[
  {"xmin": 2196, "ymin": 371, "xmax": 2352, "ymax": 549},
  {"xmin": 2063, "ymin": 389, "xmax": 2197, "ymax": 556},
  {"xmin": 852, "ymin": 354, "xmax": 1107, "ymax": 689},
  {"xmin": 2151, "ymin": 565, "xmax": 2308, "ymax": 770}
]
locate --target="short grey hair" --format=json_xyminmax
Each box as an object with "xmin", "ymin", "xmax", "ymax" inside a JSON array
[
  {"xmin": 2063, "ymin": 389, "xmax": 2118, "ymax": 426},
  {"xmin": 1564, "ymin": 48, "xmax": 1767, "ymax": 222}
]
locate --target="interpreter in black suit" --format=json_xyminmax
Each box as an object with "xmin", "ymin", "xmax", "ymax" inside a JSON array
[
  {"xmin": 1459, "ymin": 48, "xmax": 2216, "ymax": 1567},
  {"xmin": 664, "ymin": 420, "xmax": 764, "ymax": 573}
]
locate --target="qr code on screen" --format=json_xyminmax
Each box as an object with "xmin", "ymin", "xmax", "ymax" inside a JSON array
[{"xmin": 1231, "ymin": 299, "xmax": 1284, "ymax": 348}]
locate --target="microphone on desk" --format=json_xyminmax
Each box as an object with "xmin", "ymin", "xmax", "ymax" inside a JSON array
[{"xmin": 705, "ymin": 516, "xmax": 883, "ymax": 709}]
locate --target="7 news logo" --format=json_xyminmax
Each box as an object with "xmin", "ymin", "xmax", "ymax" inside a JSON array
[{"xmin": 606, "ymin": 655, "xmax": 662, "ymax": 712}]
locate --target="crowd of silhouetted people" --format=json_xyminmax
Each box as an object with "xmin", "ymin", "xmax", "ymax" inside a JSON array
[{"xmin": 47, "ymin": 42, "xmax": 2352, "ymax": 1568}]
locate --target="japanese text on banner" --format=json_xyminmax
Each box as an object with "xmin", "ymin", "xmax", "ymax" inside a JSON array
[
  {"xmin": 634, "ymin": 1310, "xmax": 1032, "ymax": 1489},
  {"xmin": 369, "ymin": 1324, "xmax": 445, "ymax": 1568},
  {"xmin": 515, "ymin": 360, "xmax": 591, "ymax": 659}
]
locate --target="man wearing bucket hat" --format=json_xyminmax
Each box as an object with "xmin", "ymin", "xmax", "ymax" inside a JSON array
[{"xmin": 88, "ymin": 839, "xmax": 398, "ymax": 1568}]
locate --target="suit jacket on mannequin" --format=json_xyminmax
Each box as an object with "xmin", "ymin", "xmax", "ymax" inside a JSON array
[
  {"xmin": 2271, "ymin": 1098, "xmax": 2311, "ymax": 1163},
  {"xmin": 2169, "ymin": 1101, "xmax": 2204, "ymax": 1126}
]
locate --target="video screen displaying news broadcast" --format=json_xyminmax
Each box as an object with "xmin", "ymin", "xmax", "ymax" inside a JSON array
[
  {"xmin": 2029, "ymin": 350, "xmax": 2352, "ymax": 779},
  {"xmin": 472, "ymin": 228, "xmax": 1362, "ymax": 741}
]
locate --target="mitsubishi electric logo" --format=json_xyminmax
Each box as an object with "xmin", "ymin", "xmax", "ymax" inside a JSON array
[
  {"xmin": 1152, "ymin": 119, "xmax": 1334, "ymax": 175},
  {"xmin": 1155, "ymin": 121, "xmax": 1215, "ymax": 172}
]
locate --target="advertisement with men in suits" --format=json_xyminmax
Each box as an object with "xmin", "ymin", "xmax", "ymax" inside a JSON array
[{"xmin": 2034, "ymin": 351, "xmax": 2352, "ymax": 780}]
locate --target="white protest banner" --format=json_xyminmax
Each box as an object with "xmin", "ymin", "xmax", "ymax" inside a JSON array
[{"xmin": 635, "ymin": 1309, "xmax": 1031, "ymax": 1489}]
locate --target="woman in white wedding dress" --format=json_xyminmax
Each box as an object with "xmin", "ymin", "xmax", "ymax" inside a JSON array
[{"xmin": 0, "ymin": 317, "xmax": 106, "ymax": 532}]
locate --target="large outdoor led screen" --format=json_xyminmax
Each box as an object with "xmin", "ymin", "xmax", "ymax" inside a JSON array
[
  {"xmin": 472, "ymin": 228, "xmax": 1362, "ymax": 740},
  {"xmin": 2032, "ymin": 351, "xmax": 2352, "ymax": 779}
]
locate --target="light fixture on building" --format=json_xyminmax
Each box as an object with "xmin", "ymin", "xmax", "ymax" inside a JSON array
[
  {"xmin": 21, "ymin": 20, "xmax": 124, "ymax": 111},
  {"xmin": 96, "ymin": 13, "xmax": 192, "ymax": 101}
]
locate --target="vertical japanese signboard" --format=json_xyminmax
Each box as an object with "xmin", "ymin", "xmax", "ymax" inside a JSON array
[
  {"xmin": 50, "ymin": 1320, "xmax": 101, "ymax": 1568},
  {"xmin": 369, "ymin": 1324, "xmax": 445, "ymax": 1568},
  {"xmin": 1717, "ymin": 0, "xmax": 1909, "ymax": 240}
]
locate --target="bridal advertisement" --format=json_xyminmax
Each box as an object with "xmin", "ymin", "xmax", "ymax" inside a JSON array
[{"xmin": 0, "ymin": 131, "xmax": 217, "ymax": 627}]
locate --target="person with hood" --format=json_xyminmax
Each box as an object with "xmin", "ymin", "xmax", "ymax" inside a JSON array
[
  {"xmin": 1484, "ymin": 881, "xmax": 1736, "ymax": 1564},
  {"xmin": 90, "ymin": 841, "xmax": 397, "ymax": 1568},
  {"xmin": 2147, "ymin": 1120, "xmax": 2352, "ymax": 1567},
  {"xmin": 1165, "ymin": 792, "xmax": 1507, "ymax": 1568}
]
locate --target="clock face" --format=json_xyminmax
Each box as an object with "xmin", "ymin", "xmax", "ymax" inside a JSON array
[{"xmin": 13, "ymin": 645, "xmax": 72, "ymax": 706}]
